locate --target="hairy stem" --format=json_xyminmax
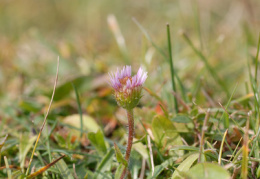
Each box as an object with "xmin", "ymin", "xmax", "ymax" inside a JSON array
[{"xmin": 120, "ymin": 109, "xmax": 134, "ymax": 179}]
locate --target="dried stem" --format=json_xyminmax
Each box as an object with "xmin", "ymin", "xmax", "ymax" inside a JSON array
[
  {"xmin": 25, "ymin": 57, "xmax": 59, "ymax": 176},
  {"xmin": 120, "ymin": 109, "xmax": 134, "ymax": 179}
]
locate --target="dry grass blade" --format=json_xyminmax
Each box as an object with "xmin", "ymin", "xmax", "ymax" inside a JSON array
[
  {"xmin": 218, "ymin": 129, "xmax": 228, "ymax": 165},
  {"xmin": 27, "ymin": 155, "xmax": 66, "ymax": 178},
  {"xmin": 0, "ymin": 165, "xmax": 20, "ymax": 170},
  {"xmin": 26, "ymin": 57, "xmax": 60, "ymax": 176}
]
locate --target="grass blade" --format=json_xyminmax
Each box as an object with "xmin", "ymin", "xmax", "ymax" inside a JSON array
[
  {"xmin": 72, "ymin": 83, "xmax": 83, "ymax": 138},
  {"xmin": 166, "ymin": 24, "xmax": 178, "ymax": 113},
  {"xmin": 4, "ymin": 156, "xmax": 11, "ymax": 179},
  {"xmin": 181, "ymin": 32, "xmax": 229, "ymax": 96},
  {"xmin": 26, "ymin": 57, "xmax": 59, "ymax": 176},
  {"xmin": 254, "ymin": 32, "xmax": 260, "ymax": 84},
  {"xmin": 218, "ymin": 129, "xmax": 228, "ymax": 165}
]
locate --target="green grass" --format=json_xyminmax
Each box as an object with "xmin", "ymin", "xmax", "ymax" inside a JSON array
[{"xmin": 0, "ymin": 0, "xmax": 260, "ymax": 178}]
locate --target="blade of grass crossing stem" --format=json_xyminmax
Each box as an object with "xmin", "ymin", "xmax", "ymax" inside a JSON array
[
  {"xmin": 166, "ymin": 24, "xmax": 178, "ymax": 113},
  {"xmin": 181, "ymin": 32, "xmax": 229, "ymax": 96},
  {"xmin": 132, "ymin": 17, "xmax": 167, "ymax": 58},
  {"xmin": 72, "ymin": 83, "xmax": 83, "ymax": 138},
  {"xmin": 220, "ymin": 83, "xmax": 238, "ymax": 128},
  {"xmin": 198, "ymin": 109, "xmax": 210, "ymax": 163},
  {"xmin": 26, "ymin": 57, "xmax": 59, "ymax": 176},
  {"xmin": 242, "ymin": 113, "xmax": 250, "ymax": 179},
  {"xmin": 218, "ymin": 129, "xmax": 228, "ymax": 165},
  {"xmin": 4, "ymin": 156, "xmax": 11, "ymax": 179}
]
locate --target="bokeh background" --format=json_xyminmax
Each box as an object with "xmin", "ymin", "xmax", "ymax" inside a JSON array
[{"xmin": 0, "ymin": 0, "xmax": 260, "ymax": 112}]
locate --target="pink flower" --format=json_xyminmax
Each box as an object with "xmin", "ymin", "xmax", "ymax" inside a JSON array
[{"xmin": 109, "ymin": 66, "xmax": 147, "ymax": 109}]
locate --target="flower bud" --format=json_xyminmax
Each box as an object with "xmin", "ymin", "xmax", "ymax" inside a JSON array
[{"xmin": 109, "ymin": 66, "xmax": 147, "ymax": 109}]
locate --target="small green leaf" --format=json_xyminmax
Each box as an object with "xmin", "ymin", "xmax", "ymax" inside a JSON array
[
  {"xmin": 172, "ymin": 115, "xmax": 192, "ymax": 123},
  {"xmin": 171, "ymin": 153, "xmax": 199, "ymax": 179},
  {"xmin": 256, "ymin": 165, "xmax": 260, "ymax": 178},
  {"xmin": 95, "ymin": 149, "xmax": 114, "ymax": 179},
  {"xmin": 147, "ymin": 157, "xmax": 175, "ymax": 179},
  {"xmin": 132, "ymin": 138, "xmax": 148, "ymax": 159},
  {"xmin": 88, "ymin": 130, "xmax": 107, "ymax": 156},
  {"xmin": 152, "ymin": 115, "xmax": 183, "ymax": 154},
  {"xmin": 171, "ymin": 146, "xmax": 199, "ymax": 152},
  {"xmin": 187, "ymin": 163, "xmax": 230, "ymax": 179},
  {"xmin": 19, "ymin": 100, "xmax": 42, "ymax": 112},
  {"xmin": 114, "ymin": 143, "xmax": 128, "ymax": 167}
]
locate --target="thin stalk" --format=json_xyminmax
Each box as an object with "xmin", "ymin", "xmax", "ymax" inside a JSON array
[
  {"xmin": 25, "ymin": 57, "xmax": 59, "ymax": 176},
  {"xmin": 254, "ymin": 33, "xmax": 260, "ymax": 133},
  {"xmin": 166, "ymin": 24, "xmax": 178, "ymax": 113},
  {"xmin": 120, "ymin": 109, "xmax": 134, "ymax": 179}
]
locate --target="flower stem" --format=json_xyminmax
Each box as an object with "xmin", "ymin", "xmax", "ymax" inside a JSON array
[{"xmin": 120, "ymin": 109, "xmax": 134, "ymax": 179}]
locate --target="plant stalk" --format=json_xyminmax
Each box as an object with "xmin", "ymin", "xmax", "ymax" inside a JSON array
[{"xmin": 120, "ymin": 109, "xmax": 134, "ymax": 179}]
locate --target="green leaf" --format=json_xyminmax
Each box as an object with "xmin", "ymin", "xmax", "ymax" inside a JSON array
[
  {"xmin": 187, "ymin": 163, "xmax": 230, "ymax": 179},
  {"xmin": 95, "ymin": 149, "xmax": 114, "ymax": 179},
  {"xmin": 152, "ymin": 115, "xmax": 183, "ymax": 153},
  {"xmin": 171, "ymin": 146, "xmax": 199, "ymax": 152},
  {"xmin": 172, "ymin": 115, "xmax": 192, "ymax": 123},
  {"xmin": 88, "ymin": 130, "xmax": 107, "ymax": 156},
  {"xmin": 19, "ymin": 100, "xmax": 42, "ymax": 112},
  {"xmin": 114, "ymin": 143, "xmax": 128, "ymax": 167},
  {"xmin": 132, "ymin": 138, "xmax": 148, "ymax": 159},
  {"xmin": 54, "ymin": 154, "xmax": 74, "ymax": 179},
  {"xmin": 19, "ymin": 133, "xmax": 37, "ymax": 170},
  {"xmin": 171, "ymin": 153, "xmax": 199, "ymax": 179}
]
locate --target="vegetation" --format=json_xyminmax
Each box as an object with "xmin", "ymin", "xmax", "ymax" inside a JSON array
[{"xmin": 0, "ymin": 0, "xmax": 260, "ymax": 178}]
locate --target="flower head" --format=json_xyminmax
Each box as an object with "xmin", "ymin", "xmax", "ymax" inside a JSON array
[{"xmin": 109, "ymin": 66, "xmax": 147, "ymax": 109}]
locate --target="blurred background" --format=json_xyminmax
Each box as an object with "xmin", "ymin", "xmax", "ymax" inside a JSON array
[{"xmin": 0, "ymin": 0, "xmax": 260, "ymax": 114}]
